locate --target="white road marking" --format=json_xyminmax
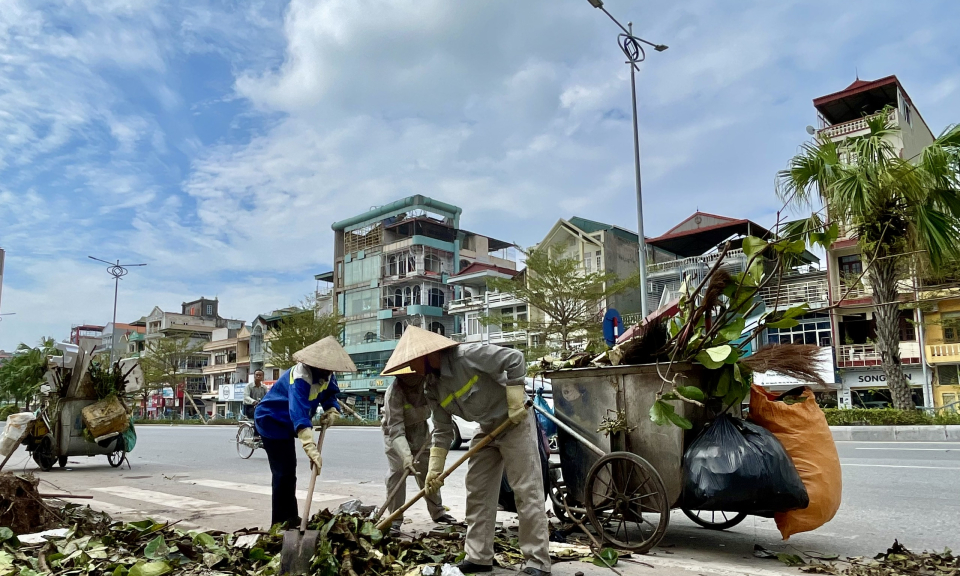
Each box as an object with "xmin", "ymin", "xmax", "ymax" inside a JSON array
[
  {"xmin": 181, "ymin": 479, "xmax": 346, "ymax": 502},
  {"xmin": 85, "ymin": 500, "xmax": 205, "ymax": 530},
  {"xmin": 855, "ymin": 447, "xmax": 956, "ymax": 451},
  {"xmin": 842, "ymin": 463, "xmax": 960, "ymax": 470},
  {"xmin": 92, "ymin": 486, "xmax": 250, "ymax": 515}
]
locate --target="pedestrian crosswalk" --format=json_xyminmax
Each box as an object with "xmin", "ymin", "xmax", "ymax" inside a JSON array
[{"xmin": 82, "ymin": 478, "xmax": 351, "ymax": 531}]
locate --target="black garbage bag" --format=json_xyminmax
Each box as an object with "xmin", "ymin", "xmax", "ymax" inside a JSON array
[{"xmin": 682, "ymin": 414, "xmax": 809, "ymax": 513}]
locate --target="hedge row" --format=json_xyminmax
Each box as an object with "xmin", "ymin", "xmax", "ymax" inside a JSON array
[{"xmin": 823, "ymin": 408, "xmax": 960, "ymax": 426}]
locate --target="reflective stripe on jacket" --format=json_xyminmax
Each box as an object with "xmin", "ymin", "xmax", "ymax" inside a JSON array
[{"xmin": 254, "ymin": 364, "xmax": 341, "ymax": 439}]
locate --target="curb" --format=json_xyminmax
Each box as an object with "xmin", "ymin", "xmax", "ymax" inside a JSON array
[{"xmin": 831, "ymin": 425, "xmax": 960, "ymax": 442}]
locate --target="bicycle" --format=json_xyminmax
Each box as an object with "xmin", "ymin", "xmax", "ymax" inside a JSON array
[{"xmin": 236, "ymin": 410, "xmax": 262, "ymax": 459}]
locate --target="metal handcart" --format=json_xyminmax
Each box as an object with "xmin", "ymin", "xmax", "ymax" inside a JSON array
[{"xmin": 539, "ymin": 362, "xmax": 746, "ymax": 554}]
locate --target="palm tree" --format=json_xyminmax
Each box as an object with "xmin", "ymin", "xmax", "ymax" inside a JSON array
[{"xmin": 778, "ymin": 109, "xmax": 960, "ymax": 410}]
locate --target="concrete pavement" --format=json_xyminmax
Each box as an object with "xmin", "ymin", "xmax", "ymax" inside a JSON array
[{"xmin": 8, "ymin": 426, "xmax": 960, "ymax": 576}]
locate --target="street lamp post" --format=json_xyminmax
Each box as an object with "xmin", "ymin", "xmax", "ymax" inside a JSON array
[
  {"xmin": 89, "ymin": 257, "xmax": 146, "ymax": 364},
  {"xmin": 587, "ymin": 0, "xmax": 667, "ymax": 316}
]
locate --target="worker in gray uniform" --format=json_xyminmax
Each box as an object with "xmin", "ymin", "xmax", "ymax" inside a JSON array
[
  {"xmin": 383, "ymin": 326, "xmax": 550, "ymax": 576},
  {"xmin": 380, "ymin": 367, "xmax": 458, "ymax": 534}
]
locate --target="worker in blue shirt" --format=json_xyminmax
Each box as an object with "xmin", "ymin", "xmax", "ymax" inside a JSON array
[{"xmin": 255, "ymin": 336, "xmax": 357, "ymax": 527}]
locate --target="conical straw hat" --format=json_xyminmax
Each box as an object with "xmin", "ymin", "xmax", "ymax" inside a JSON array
[
  {"xmin": 382, "ymin": 326, "xmax": 458, "ymax": 375},
  {"xmin": 293, "ymin": 336, "xmax": 357, "ymax": 372}
]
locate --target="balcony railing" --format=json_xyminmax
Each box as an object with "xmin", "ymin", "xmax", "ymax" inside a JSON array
[
  {"xmin": 489, "ymin": 330, "xmax": 527, "ymax": 344},
  {"xmin": 647, "ymin": 248, "xmax": 746, "ymax": 275},
  {"xmin": 818, "ymin": 109, "xmax": 898, "ymax": 140},
  {"xmin": 832, "ymin": 275, "xmax": 871, "ymax": 302},
  {"xmin": 836, "ymin": 342, "xmax": 921, "ymax": 368},
  {"xmin": 926, "ymin": 343, "xmax": 960, "ymax": 364},
  {"xmin": 760, "ymin": 278, "xmax": 829, "ymax": 309},
  {"xmin": 448, "ymin": 292, "xmax": 522, "ymax": 311}
]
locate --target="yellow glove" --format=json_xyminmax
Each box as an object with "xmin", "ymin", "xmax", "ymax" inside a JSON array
[
  {"xmin": 297, "ymin": 428, "xmax": 323, "ymax": 471},
  {"xmin": 318, "ymin": 407, "xmax": 340, "ymax": 427},
  {"xmin": 393, "ymin": 436, "xmax": 415, "ymax": 472},
  {"xmin": 506, "ymin": 385, "xmax": 528, "ymax": 425},
  {"xmin": 424, "ymin": 447, "xmax": 448, "ymax": 495}
]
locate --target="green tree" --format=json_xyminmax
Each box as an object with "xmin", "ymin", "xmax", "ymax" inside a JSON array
[
  {"xmin": 0, "ymin": 338, "xmax": 60, "ymax": 410},
  {"xmin": 267, "ymin": 296, "xmax": 344, "ymax": 370},
  {"xmin": 778, "ymin": 110, "xmax": 960, "ymax": 409},
  {"xmin": 485, "ymin": 248, "xmax": 638, "ymax": 353},
  {"xmin": 139, "ymin": 336, "xmax": 208, "ymax": 422}
]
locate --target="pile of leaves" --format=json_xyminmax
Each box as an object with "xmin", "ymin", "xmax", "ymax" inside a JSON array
[
  {"xmin": 0, "ymin": 503, "xmax": 496, "ymax": 576},
  {"xmin": 801, "ymin": 541, "xmax": 960, "ymax": 576}
]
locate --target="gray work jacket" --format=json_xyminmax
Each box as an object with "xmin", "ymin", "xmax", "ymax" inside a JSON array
[
  {"xmin": 425, "ymin": 343, "xmax": 526, "ymax": 449},
  {"xmin": 381, "ymin": 379, "xmax": 431, "ymax": 451}
]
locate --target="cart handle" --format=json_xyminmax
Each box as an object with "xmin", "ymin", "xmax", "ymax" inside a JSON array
[{"xmin": 532, "ymin": 403, "xmax": 606, "ymax": 458}]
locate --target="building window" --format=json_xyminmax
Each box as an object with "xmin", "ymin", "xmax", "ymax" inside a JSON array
[
  {"xmin": 206, "ymin": 304, "xmax": 213, "ymax": 315},
  {"xmin": 412, "ymin": 285, "xmax": 422, "ymax": 305},
  {"xmin": 466, "ymin": 312, "xmax": 481, "ymax": 336},
  {"xmin": 429, "ymin": 322, "xmax": 445, "ymax": 336},
  {"xmin": 938, "ymin": 365, "xmax": 960, "ymax": 386},
  {"xmin": 838, "ymin": 254, "xmax": 862, "ymax": 277},
  {"xmin": 942, "ymin": 393, "xmax": 958, "ymax": 413},
  {"xmin": 391, "ymin": 288, "xmax": 403, "ymax": 308},
  {"xmin": 942, "ymin": 312, "xmax": 960, "ymax": 343},
  {"xmin": 584, "ymin": 252, "xmax": 592, "ymax": 273},
  {"xmin": 767, "ymin": 313, "xmax": 831, "ymax": 346},
  {"xmin": 395, "ymin": 322, "xmax": 404, "ymax": 339},
  {"xmin": 425, "ymin": 254, "xmax": 442, "ymax": 274},
  {"xmin": 428, "ymin": 288, "xmax": 445, "ymax": 308},
  {"xmin": 272, "ymin": 369, "xmax": 280, "ymax": 380},
  {"xmin": 404, "ymin": 287, "xmax": 412, "ymax": 306},
  {"xmin": 388, "ymin": 255, "xmax": 398, "ymax": 276}
]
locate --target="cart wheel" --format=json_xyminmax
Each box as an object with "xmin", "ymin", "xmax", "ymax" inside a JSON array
[
  {"xmin": 585, "ymin": 452, "xmax": 670, "ymax": 554},
  {"xmin": 32, "ymin": 436, "xmax": 58, "ymax": 472},
  {"xmin": 682, "ymin": 509, "xmax": 747, "ymax": 531},
  {"xmin": 108, "ymin": 438, "xmax": 126, "ymax": 468},
  {"xmin": 58, "ymin": 456, "xmax": 68, "ymax": 468},
  {"xmin": 236, "ymin": 425, "xmax": 256, "ymax": 459},
  {"xmin": 550, "ymin": 480, "xmax": 586, "ymax": 524}
]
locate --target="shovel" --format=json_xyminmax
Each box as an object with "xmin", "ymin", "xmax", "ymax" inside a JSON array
[
  {"xmin": 376, "ymin": 400, "xmax": 531, "ymax": 532},
  {"xmin": 280, "ymin": 425, "xmax": 328, "ymax": 576}
]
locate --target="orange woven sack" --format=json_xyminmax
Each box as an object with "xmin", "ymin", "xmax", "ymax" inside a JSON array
[{"xmin": 749, "ymin": 385, "xmax": 842, "ymax": 539}]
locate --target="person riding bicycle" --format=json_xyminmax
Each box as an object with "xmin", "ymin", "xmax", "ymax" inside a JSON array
[{"xmin": 244, "ymin": 369, "xmax": 267, "ymax": 436}]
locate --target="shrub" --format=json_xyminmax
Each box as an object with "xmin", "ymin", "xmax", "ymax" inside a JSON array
[{"xmin": 823, "ymin": 408, "xmax": 960, "ymax": 426}]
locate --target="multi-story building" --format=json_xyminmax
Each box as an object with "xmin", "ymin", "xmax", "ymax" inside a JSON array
[
  {"xmin": 69, "ymin": 324, "xmax": 104, "ymax": 347},
  {"xmin": 447, "ymin": 263, "xmax": 525, "ymax": 347},
  {"xmin": 203, "ymin": 326, "xmax": 251, "ymax": 418},
  {"xmin": 918, "ymin": 288, "xmax": 960, "ymax": 412},
  {"xmin": 249, "ymin": 307, "xmax": 302, "ymax": 381},
  {"xmin": 141, "ymin": 297, "xmax": 242, "ymax": 417},
  {"xmin": 331, "ymin": 195, "xmax": 514, "ymax": 418},
  {"xmin": 537, "ymin": 217, "xmax": 647, "ymax": 315},
  {"xmin": 100, "ymin": 321, "xmax": 145, "ymax": 359},
  {"xmin": 813, "ymin": 76, "xmax": 936, "ymax": 407}
]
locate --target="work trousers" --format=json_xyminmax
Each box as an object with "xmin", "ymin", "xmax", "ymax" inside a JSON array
[
  {"xmin": 465, "ymin": 411, "xmax": 551, "ymax": 572},
  {"xmin": 261, "ymin": 436, "xmax": 300, "ymax": 527},
  {"xmin": 385, "ymin": 443, "xmax": 445, "ymax": 521}
]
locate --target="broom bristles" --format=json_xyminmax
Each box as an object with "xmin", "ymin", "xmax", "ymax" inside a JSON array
[{"xmin": 741, "ymin": 344, "xmax": 826, "ymax": 387}]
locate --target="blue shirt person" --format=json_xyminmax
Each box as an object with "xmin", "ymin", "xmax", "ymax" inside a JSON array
[{"xmin": 253, "ymin": 336, "xmax": 356, "ymax": 528}]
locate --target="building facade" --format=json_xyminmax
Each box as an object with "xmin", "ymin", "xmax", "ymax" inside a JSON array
[
  {"xmin": 813, "ymin": 76, "xmax": 936, "ymax": 407},
  {"xmin": 330, "ymin": 195, "xmax": 514, "ymax": 419},
  {"xmin": 203, "ymin": 326, "xmax": 251, "ymax": 418}
]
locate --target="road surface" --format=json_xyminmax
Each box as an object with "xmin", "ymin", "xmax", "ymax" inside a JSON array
[{"xmin": 9, "ymin": 426, "xmax": 960, "ymax": 576}]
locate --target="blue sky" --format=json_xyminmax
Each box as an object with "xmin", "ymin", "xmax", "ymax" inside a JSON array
[{"xmin": 1, "ymin": 0, "xmax": 959, "ymax": 350}]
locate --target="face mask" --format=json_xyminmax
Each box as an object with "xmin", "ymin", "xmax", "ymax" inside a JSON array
[{"xmin": 309, "ymin": 377, "xmax": 329, "ymax": 401}]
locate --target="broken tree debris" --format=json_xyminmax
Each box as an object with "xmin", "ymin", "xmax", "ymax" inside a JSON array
[
  {"xmin": 0, "ymin": 473, "xmax": 58, "ymax": 535},
  {"xmin": 797, "ymin": 541, "xmax": 959, "ymax": 576}
]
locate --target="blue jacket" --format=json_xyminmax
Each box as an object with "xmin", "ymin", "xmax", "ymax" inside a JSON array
[{"xmin": 254, "ymin": 364, "xmax": 342, "ymax": 439}]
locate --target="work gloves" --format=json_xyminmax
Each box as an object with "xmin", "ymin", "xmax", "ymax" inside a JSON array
[
  {"xmin": 393, "ymin": 436, "xmax": 416, "ymax": 473},
  {"xmin": 297, "ymin": 427, "xmax": 323, "ymax": 471},
  {"xmin": 424, "ymin": 447, "xmax": 448, "ymax": 495},
  {"xmin": 318, "ymin": 407, "xmax": 340, "ymax": 427},
  {"xmin": 506, "ymin": 385, "xmax": 529, "ymax": 425}
]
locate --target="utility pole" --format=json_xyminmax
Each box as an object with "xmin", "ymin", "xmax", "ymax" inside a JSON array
[
  {"xmin": 89, "ymin": 257, "xmax": 146, "ymax": 364},
  {"xmin": 587, "ymin": 0, "xmax": 667, "ymax": 316}
]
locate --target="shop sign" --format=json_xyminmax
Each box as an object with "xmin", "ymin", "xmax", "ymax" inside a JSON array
[{"xmin": 840, "ymin": 367, "xmax": 926, "ymax": 388}]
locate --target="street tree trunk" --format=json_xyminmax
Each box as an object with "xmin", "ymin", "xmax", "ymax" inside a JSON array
[{"xmin": 869, "ymin": 259, "xmax": 914, "ymax": 410}]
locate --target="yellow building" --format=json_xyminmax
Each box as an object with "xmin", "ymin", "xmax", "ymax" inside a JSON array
[{"xmin": 921, "ymin": 289, "xmax": 960, "ymax": 411}]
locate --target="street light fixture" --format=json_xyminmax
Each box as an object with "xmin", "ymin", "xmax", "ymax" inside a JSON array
[
  {"xmin": 587, "ymin": 0, "xmax": 667, "ymax": 316},
  {"xmin": 89, "ymin": 257, "xmax": 146, "ymax": 364}
]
